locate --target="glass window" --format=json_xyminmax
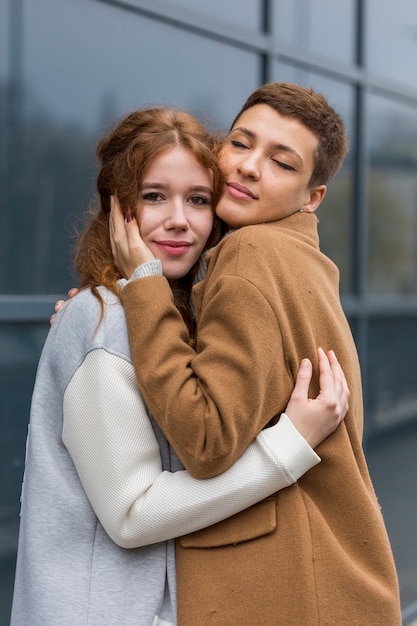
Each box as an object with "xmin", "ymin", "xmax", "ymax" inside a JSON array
[
  {"xmin": 23, "ymin": 0, "xmax": 258, "ymax": 132},
  {"xmin": 0, "ymin": 322, "xmax": 49, "ymax": 624},
  {"xmin": 0, "ymin": 0, "xmax": 8, "ymax": 79},
  {"xmin": 167, "ymin": 0, "xmax": 261, "ymax": 30},
  {"xmin": 272, "ymin": 63, "xmax": 355, "ymax": 293},
  {"xmin": 366, "ymin": 0, "xmax": 417, "ymax": 89},
  {"xmin": 0, "ymin": 0, "xmax": 258, "ymax": 296},
  {"xmin": 367, "ymin": 317, "xmax": 417, "ymax": 431},
  {"xmin": 272, "ymin": 0, "xmax": 355, "ymax": 65},
  {"xmin": 366, "ymin": 94, "xmax": 417, "ymax": 295},
  {"xmin": 0, "ymin": 323, "xmax": 48, "ymax": 517}
]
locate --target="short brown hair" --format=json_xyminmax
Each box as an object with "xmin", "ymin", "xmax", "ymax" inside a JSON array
[{"xmin": 230, "ymin": 82, "xmax": 349, "ymax": 186}]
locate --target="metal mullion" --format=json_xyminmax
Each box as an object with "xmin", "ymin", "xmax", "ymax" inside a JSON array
[{"xmin": 92, "ymin": 0, "xmax": 270, "ymax": 54}]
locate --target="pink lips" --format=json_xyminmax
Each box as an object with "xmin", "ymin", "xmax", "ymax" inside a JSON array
[
  {"xmin": 226, "ymin": 182, "xmax": 256, "ymax": 200},
  {"xmin": 155, "ymin": 241, "xmax": 192, "ymax": 257}
]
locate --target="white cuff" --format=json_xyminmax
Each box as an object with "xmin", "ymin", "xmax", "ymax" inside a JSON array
[{"xmin": 258, "ymin": 413, "xmax": 321, "ymax": 480}]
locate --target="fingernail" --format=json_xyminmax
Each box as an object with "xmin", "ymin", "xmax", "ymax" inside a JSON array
[{"xmin": 125, "ymin": 213, "xmax": 133, "ymax": 223}]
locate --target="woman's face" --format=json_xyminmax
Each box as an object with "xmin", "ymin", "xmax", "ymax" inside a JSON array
[
  {"xmin": 215, "ymin": 104, "xmax": 326, "ymax": 228},
  {"xmin": 137, "ymin": 145, "xmax": 214, "ymax": 280}
]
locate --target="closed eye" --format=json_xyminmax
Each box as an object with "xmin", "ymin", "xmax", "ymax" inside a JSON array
[
  {"xmin": 272, "ymin": 159, "xmax": 296, "ymax": 172},
  {"xmin": 231, "ymin": 140, "xmax": 249, "ymax": 149}
]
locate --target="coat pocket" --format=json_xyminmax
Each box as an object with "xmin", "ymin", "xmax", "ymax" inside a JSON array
[{"xmin": 179, "ymin": 497, "xmax": 277, "ymax": 549}]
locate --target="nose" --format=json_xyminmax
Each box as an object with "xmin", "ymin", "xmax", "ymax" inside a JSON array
[
  {"xmin": 237, "ymin": 151, "xmax": 261, "ymax": 180},
  {"xmin": 165, "ymin": 199, "xmax": 189, "ymax": 230}
]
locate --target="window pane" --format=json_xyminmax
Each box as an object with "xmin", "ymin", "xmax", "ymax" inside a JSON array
[
  {"xmin": 0, "ymin": 322, "xmax": 49, "ymax": 623},
  {"xmin": 367, "ymin": 94, "xmax": 417, "ymax": 294},
  {"xmin": 23, "ymin": 0, "xmax": 258, "ymax": 131},
  {"xmin": 366, "ymin": 0, "xmax": 417, "ymax": 89},
  {"xmin": 0, "ymin": 0, "xmax": 8, "ymax": 79},
  {"xmin": 367, "ymin": 317, "xmax": 417, "ymax": 431},
  {"xmin": 169, "ymin": 0, "xmax": 261, "ymax": 30},
  {"xmin": 0, "ymin": 0, "xmax": 258, "ymax": 296},
  {"xmin": 273, "ymin": 63, "xmax": 355, "ymax": 293},
  {"xmin": 273, "ymin": 0, "xmax": 355, "ymax": 65}
]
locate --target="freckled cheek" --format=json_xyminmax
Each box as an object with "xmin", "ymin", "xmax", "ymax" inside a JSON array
[{"xmin": 218, "ymin": 150, "xmax": 232, "ymax": 176}]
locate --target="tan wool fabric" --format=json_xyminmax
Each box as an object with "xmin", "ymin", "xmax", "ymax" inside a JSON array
[{"xmin": 121, "ymin": 212, "xmax": 402, "ymax": 625}]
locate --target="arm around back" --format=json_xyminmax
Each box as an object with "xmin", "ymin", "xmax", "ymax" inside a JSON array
[{"xmin": 63, "ymin": 348, "xmax": 320, "ymax": 549}]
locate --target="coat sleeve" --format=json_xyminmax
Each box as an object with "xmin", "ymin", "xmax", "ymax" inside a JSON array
[
  {"xmin": 62, "ymin": 349, "xmax": 319, "ymax": 549},
  {"xmin": 120, "ymin": 267, "xmax": 290, "ymax": 478}
]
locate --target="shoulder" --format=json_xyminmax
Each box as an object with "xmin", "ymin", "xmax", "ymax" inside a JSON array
[
  {"xmin": 216, "ymin": 215, "xmax": 317, "ymax": 254},
  {"xmin": 209, "ymin": 222, "xmax": 295, "ymax": 273},
  {"xmin": 48, "ymin": 287, "xmax": 131, "ymax": 358},
  {"xmin": 209, "ymin": 225, "xmax": 273, "ymax": 264},
  {"xmin": 204, "ymin": 215, "xmax": 327, "ymax": 291},
  {"xmin": 243, "ymin": 215, "xmax": 320, "ymax": 254}
]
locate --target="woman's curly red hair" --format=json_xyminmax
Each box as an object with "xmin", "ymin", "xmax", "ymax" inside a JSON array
[{"xmin": 73, "ymin": 107, "xmax": 225, "ymax": 335}]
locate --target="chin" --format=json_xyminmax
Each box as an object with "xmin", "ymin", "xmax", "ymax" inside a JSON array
[
  {"xmin": 164, "ymin": 270, "xmax": 183, "ymax": 280},
  {"xmin": 216, "ymin": 212, "xmax": 238, "ymax": 228},
  {"xmin": 216, "ymin": 209, "xmax": 250, "ymax": 229},
  {"xmin": 223, "ymin": 218, "xmax": 250, "ymax": 229},
  {"xmin": 163, "ymin": 265, "xmax": 193, "ymax": 281}
]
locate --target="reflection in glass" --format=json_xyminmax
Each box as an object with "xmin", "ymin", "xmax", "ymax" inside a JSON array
[
  {"xmin": 367, "ymin": 95, "xmax": 417, "ymax": 294},
  {"xmin": 273, "ymin": 0, "xmax": 355, "ymax": 65},
  {"xmin": 1, "ymin": 0, "xmax": 258, "ymax": 296},
  {"xmin": 366, "ymin": 0, "xmax": 417, "ymax": 89},
  {"xmin": 367, "ymin": 317, "xmax": 417, "ymax": 430},
  {"xmin": 169, "ymin": 0, "xmax": 260, "ymax": 30},
  {"xmin": 273, "ymin": 63, "xmax": 354, "ymax": 293},
  {"xmin": 0, "ymin": 323, "xmax": 49, "ymax": 515},
  {"xmin": 0, "ymin": 322, "xmax": 49, "ymax": 623},
  {"xmin": 0, "ymin": 0, "xmax": 8, "ymax": 79}
]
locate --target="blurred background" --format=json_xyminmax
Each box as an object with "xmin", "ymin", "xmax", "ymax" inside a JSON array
[{"xmin": 1, "ymin": 0, "xmax": 417, "ymax": 623}]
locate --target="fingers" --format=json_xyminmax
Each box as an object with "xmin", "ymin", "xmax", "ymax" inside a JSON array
[
  {"xmin": 285, "ymin": 349, "xmax": 350, "ymax": 449},
  {"xmin": 111, "ymin": 195, "xmax": 128, "ymax": 230},
  {"xmin": 110, "ymin": 195, "xmax": 125, "ymax": 256},
  {"xmin": 110, "ymin": 195, "xmax": 150, "ymax": 278},
  {"xmin": 317, "ymin": 346, "xmax": 332, "ymax": 393},
  {"xmin": 50, "ymin": 288, "xmax": 80, "ymax": 326},
  {"xmin": 110, "ymin": 195, "xmax": 128, "ymax": 269},
  {"xmin": 290, "ymin": 358, "xmax": 312, "ymax": 401},
  {"xmin": 54, "ymin": 299, "xmax": 66, "ymax": 313},
  {"xmin": 327, "ymin": 349, "xmax": 350, "ymax": 414},
  {"xmin": 321, "ymin": 348, "xmax": 350, "ymax": 422}
]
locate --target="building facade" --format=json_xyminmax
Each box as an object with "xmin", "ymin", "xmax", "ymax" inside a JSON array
[{"xmin": 1, "ymin": 0, "xmax": 417, "ymax": 622}]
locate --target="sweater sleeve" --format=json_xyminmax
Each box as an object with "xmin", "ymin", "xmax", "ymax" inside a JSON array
[
  {"xmin": 62, "ymin": 349, "xmax": 319, "ymax": 549},
  {"xmin": 120, "ymin": 270, "xmax": 287, "ymax": 478}
]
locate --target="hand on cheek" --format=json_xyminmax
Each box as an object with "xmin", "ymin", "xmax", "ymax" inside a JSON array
[{"xmin": 110, "ymin": 196, "xmax": 155, "ymax": 279}]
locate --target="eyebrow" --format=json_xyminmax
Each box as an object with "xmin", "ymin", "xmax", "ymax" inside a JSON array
[
  {"xmin": 141, "ymin": 182, "xmax": 213, "ymax": 195},
  {"xmin": 231, "ymin": 126, "xmax": 304, "ymax": 166}
]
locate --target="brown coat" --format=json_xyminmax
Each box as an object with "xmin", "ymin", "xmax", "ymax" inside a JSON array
[{"xmin": 121, "ymin": 212, "xmax": 401, "ymax": 625}]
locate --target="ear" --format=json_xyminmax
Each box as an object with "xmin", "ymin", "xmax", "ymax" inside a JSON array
[{"xmin": 303, "ymin": 185, "xmax": 327, "ymax": 213}]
